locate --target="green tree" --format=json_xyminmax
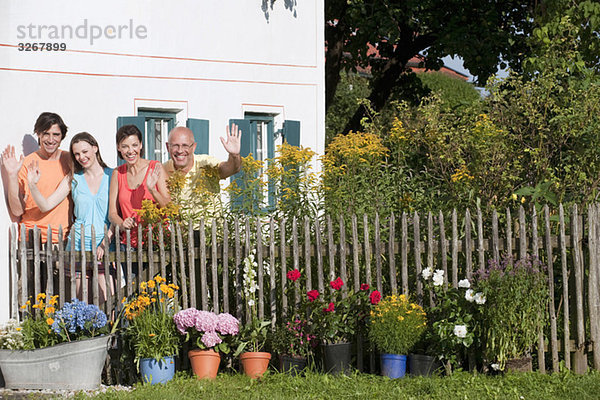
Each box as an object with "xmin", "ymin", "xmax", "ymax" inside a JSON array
[{"xmin": 325, "ymin": 0, "xmax": 537, "ymax": 133}]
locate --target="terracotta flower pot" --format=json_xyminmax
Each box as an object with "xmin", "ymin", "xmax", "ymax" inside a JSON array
[
  {"xmin": 188, "ymin": 349, "xmax": 221, "ymax": 380},
  {"xmin": 240, "ymin": 352, "xmax": 271, "ymax": 378}
]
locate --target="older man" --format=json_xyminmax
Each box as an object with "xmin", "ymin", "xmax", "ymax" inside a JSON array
[
  {"xmin": 1, "ymin": 112, "xmax": 71, "ymax": 243},
  {"xmin": 163, "ymin": 124, "xmax": 242, "ymax": 219}
]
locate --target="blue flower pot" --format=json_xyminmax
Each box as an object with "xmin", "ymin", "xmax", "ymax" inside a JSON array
[
  {"xmin": 380, "ymin": 353, "xmax": 407, "ymax": 379},
  {"xmin": 140, "ymin": 356, "xmax": 175, "ymax": 384}
]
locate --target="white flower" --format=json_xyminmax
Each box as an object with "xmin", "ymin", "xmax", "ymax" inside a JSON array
[
  {"xmin": 491, "ymin": 363, "xmax": 501, "ymax": 371},
  {"xmin": 453, "ymin": 325, "xmax": 467, "ymax": 338},
  {"xmin": 249, "ymin": 283, "xmax": 258, "ymax": 293},
  {"xmin": 474, "ymin": 292, "xmax": 486, "ymax": 305},
  {"xmin": 432, "ymin": 269, "xmax": 444, "ymax": 286},
  {"xmin": 458, "ymin": 279, "xmax": 470, "ymax": 288},
  {"xmin": 465, "ymin": 289, "xmax": 475, "ymax": 302},
  {"xmin": 248, "ymin": 299, "xmax": 255, "ymax": 307},
  {"xmin": 422, "ymin": 267, "xmax": 433, "ymax": 280}
]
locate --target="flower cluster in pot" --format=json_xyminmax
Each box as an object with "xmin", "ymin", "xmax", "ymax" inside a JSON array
[
  {"xmin": 234, "ymin": 253, "xmax": 271, "ymax": 357},
  {"xmin": 368, "ymin": 294, "xmax": 427, "ymax": 356},
  {"xmin": 0, "ymin": 293, "xmax": 109, "ymax": 350},
  {"xmin": 123, "ymin": 275, "xmax": 180, "ymax": 366},
  {"xmin": 173, "ymin": 308, "xmax": 239, "ymax": 353},
  {"xmin": 298, "ymin": 273, "xmax": 382, "ymax": 345},
  {"xmin": 422, "ymin": 267, "xmax": 486, "ymax": 373},
  {"xmin": 475, "ymin": 256, "xmax": 549, "ymax": 371}
]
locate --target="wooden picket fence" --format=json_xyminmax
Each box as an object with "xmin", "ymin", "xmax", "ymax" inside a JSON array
[{"xmin": 7, "ymin": 204, "xmax": 600, "ymax": 374}]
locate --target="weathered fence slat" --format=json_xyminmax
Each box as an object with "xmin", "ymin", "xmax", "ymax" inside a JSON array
[
  {"xmin": 588, "ymin": 205, "xmax": 600, "ymax": 370},
  {"xmin": 401, "ymin": 212, "xmax": 408, "ymax": 295},
  {"xmin": 572, "ymin": 205, "xmax": 587, "ymax": 374},
  {"xmin": 57, "ymin": 226, "xmax": 65, "ymax": 310},
  {"xmin": 559, "ymin": 204, "xmax": 571, "ymax": 370},
  {"xmin": 375, "ymin": 213, "xmax": 382, "ymax": 294},
  {"xmin": 365, "ymin": 214, "xmax": 373, "ymax": 288},
  {"xmin": 10, "ymin": 224, "xmax": 17, "ymax": 319},
  {"xmin": 177, "ymin": 223, "xmax": 188, "ymax": 310},
  {"xmin": 46, "ymin": 227, "xmax": 53, "ymax": 297},
  {"xmin": 222, "ymin": 219, "xmax": 229, "ymax": 313},
  {"xmin": 235, "ymin": 217, "xmax": 242, "ymax": 319},
  {"xmin": 280, "ymin": 218, "xmax": 287, "ymax": 319},
  {"xmin": 256, "ymin": 219, "xmax": 264, "ymax": 320},
  {"xmin": 305, "ymin": 216, "xmax": 312, "ymax": 292},
  {"xmin": 413, "ymin": 212, "xmax": 422, "ymax": 302},
  {"xmin": 269, "ymin": 218, "xmax": 276, "ymax": 325},
  {"xmin": 315, "ymin": 219, "xmax": 324, "ymax": 294},
  {"xmin": 465, "ymin": 209, "xmax": 472, "ymax": 280},
  {"xmin": 532, "ymin": 207, "xmax": 545, "ymax": 373},
  {"xmin": 352, "ymin": 214, "xmax": 360, "ymax": 293},
  {"xmin": 188, "ymin": 223, "xmax": 196, "ymax": 309},
  {"xmin": 211, "ymin": 220, "xmax": 219, "ymax": 313},
  {"xmin": 439, "ymin": 211, "xmax": 448, "ymax": 288},
  {"xmin": 339, "ymin": 215, "xmax": 348, "ymax": 297},
  {"xmin": 200, "ymin": 219, "xmax": 208, "ymax": 311},
  {"xmin": 451, "ymin": 209, "xmax": 458, "ymax": 288}
]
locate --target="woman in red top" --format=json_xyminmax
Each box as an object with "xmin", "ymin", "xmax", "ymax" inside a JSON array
[{"xmin": 108, "ymin": 124, "xmax": 170, "ymax": 248}]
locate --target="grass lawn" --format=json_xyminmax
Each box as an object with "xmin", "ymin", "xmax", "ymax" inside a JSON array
[{"xmin": 72, "ymin": 370, "xmax": 600, "ymax": 400}]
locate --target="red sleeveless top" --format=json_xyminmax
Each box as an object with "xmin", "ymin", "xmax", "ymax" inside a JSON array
[{"xmin": 117, "ymin": 160, "xmax": 159, "ymax": 247}]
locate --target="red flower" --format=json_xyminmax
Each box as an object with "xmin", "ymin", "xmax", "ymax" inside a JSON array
[
  {"xmin": 307, "ymin": 290, "xmax": 320, "ymax": 302},
  {"xmin": 370, "ymin": 290, "xmax": 382, "ymax": 305},
  {"xmin": 287, "ymin": 269, "xmax": 301, "ymax": 282},
  {"xmin": 360, "ymin": 283, "xmax": 370, "ymax": 291},
  {"xmin": 330, "ymin": 277, "xmax": 344, "ymax": 291},
  {"xmin": 323, "ymin": 302, "xmax": 335, "ymax": 312}
]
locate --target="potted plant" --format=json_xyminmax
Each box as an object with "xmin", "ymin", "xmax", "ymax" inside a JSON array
[
  {"xmin": 306, "ymin": 277, "xmax": 381, "ymax": 374},
  {"xmin": 123, "ymin": 275, "xmax": 180, "ymax": 384},
  {"xmin": 422, "ymin": 268, "xmax": 485, "ymax": 375},
  {"xmin": 0, "ymin": 294, "xmax": 112, "ymax": 390},
  {"xmin": 234, "ymin": 253, "xmax": 272, "ymax": 378},
  {"xmin": 476, "ymin": 256, "xmax": 548, "ymax": 372},
  {"xmin": 173, "ymin": 308, "xmax": 239, "ymax": 380},
  {"xmin": 271, "ymin": 318, "xmax": 316, "ymax": 375},
  {"xmin": 368, "ymin": 294, "xmax": 427, "ymax": 378}
]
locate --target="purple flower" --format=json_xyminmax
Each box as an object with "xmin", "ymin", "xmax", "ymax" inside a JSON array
[
  {"xmin": 173, "ymin": 308, "xmax": 201, "ymax": 335},
  {"xmin": 201, "ymin": 331, "xmax": 222, "ymax": 348},
  {"xmin": 195, "ymin": 310, "xmax": 219, "ymax": 333},
  {"xmin": 216, "ymin": 313, "xmax": 239, "ymax": 335}
]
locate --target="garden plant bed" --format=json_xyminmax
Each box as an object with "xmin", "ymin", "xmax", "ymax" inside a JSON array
[{"xmin": 63, "ymin": 371, "xmax": 600, "ymax": 400}]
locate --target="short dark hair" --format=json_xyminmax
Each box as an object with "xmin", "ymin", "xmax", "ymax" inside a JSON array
[
  {"xmin": 34, "ymin": 112, "xmax": 68, "ymax": 139},
  {"xmin": 116, "ymin": 125, "xmax": 143, "ymax": 160}
]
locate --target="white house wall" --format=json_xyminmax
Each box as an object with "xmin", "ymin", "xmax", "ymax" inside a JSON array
[{"xmin": 0, "ymin": 0, "xmax": 325, "ymax": 322}]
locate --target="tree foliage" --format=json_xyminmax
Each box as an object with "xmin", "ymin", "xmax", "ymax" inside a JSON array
[{"xmin": 325, "ymin": 0, "xmax": 537, "ymax": 133}]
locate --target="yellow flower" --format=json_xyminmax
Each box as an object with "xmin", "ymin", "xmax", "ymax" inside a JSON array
[
  {"xmin": 160, "ymin": 284, "xmax": 169, "ymax": 295},
  {"xmin": 397, "ymin": 316, "xmax": 404, "ymax": 321},
  {"xmin": 521, "ymin": 196, "xmax": 526, "ymax": 204},
  {"xmin": 122, "ymin": 297, "xmax": 127, "ymax": 304},
  {"xmin": 511, "ymin": 193, "xmax": 518, "ymax": 201},
  {"xmin": 20, "ymin": 304, "xmax": 27, "ymax": 310},
  {"xmin": 36, "ymin": 293, "xmax": 46, "ymax": 302},
  {"xmin": 45, "ymin": 306, "xmax": 55, "ymax": 315},
  {"xmin": 149, "ymin": 333, "xmax": 156, "ymax": 337},
  {"xmin": 49, "ymin": 295, "xmax": 59, "ymax": 306},
  {"xmin": 147, "ymin": 280, "xmax": 156, "ymax": 289},
  {"xmin": 140, "ymin": 281, "xmax": 147, "ymax": 291},
  {"xmin": 46, "ymin": 317, "xmax": 54, "ymax": 325}
]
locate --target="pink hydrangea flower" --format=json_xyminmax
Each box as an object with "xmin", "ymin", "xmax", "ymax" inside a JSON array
[
  {"xmin": 216, "ymin": 313, "xmax": 239, "ymax": 335},
  {"xmin": 173, "ymin": 308, "xmax": 200, "ymax": 335},
  {"xmin": 195, "ymin": 310, "xmax": 219, "ymax": 333},
  {"xmin": 201, "ymin": 331, "xmax": 222, "ymax": 348}
]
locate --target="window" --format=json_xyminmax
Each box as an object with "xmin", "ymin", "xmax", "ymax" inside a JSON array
[{"xmin": 138, "ymin": 110, "xmax": 176, "ymax": 162}]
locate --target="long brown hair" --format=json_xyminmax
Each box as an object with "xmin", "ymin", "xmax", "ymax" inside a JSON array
[{"xmin": 70, "ymin": 132, "xmax": 108, "ymax": 173}]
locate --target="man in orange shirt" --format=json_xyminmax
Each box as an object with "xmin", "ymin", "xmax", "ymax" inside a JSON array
[{"xmin": 1, "ymin": 112, "xmax": 72, "ymax": 243}]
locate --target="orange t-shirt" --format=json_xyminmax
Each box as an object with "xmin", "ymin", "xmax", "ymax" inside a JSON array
[{"xmin": 18, "ymin": 151, "xmax": 71, "ymax": 243}]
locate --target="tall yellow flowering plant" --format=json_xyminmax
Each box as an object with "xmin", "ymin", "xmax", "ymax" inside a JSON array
[
  {"xmin": 124, "ymin": 276, "xmax": 180, "ymax": 366},
  {"xmin": 368, "ymin": 295, "xmax": 427, "ymax": 355}
]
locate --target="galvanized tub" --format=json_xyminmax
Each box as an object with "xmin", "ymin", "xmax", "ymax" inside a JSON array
[{"xmin": 0, "ymin": 334, "xmax": 112, "ymax": 390}]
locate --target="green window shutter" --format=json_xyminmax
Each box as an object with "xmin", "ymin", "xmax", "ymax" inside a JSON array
[
  {"xmin": 116, "ymin": 116, "xmax": 145, "ymax": 166},
  {"xmin": 229, "ymin": 119, "xmax": 253, "ymax": 211},
  {"xmin": 283, "ymin": 120, "xmax": 301, "ymax": 147},
  {"xmin": 230, "ymin": 119, "xmax": 253, "ymax": 158},
  {"xmin": 186, "ymin": 118, "xmax": 210, "ymax": 155}
]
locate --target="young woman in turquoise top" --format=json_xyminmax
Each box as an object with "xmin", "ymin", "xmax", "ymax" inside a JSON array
[{"xmin": 27, "ymin": 132, "xmax": 115, "ymax": 304}]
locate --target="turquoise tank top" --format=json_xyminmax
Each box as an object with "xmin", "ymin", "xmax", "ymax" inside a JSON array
[{"xmin": 67, "ymin": 168, "xmax": 113, "ymax": 251}]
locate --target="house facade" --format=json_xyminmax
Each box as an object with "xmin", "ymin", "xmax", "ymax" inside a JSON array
[{"xmin": 0, "ymin": 0, "xmax": 325, "ymax": 322}]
